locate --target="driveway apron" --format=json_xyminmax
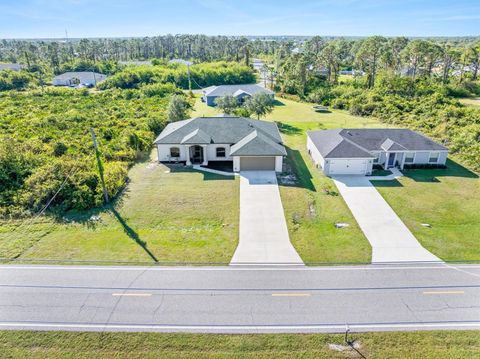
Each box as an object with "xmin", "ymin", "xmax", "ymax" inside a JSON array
[
  {"xmin": 333, "ymin": 175, "xmax": 441, "ymax": 263},
  {"xmin": 231, "ymin": 171, "xmax": 304, "ymax": 265}
]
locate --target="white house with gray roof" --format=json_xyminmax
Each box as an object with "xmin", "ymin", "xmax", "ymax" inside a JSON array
[
  {"xmin": 53, "ymin": 71, "xmax": 107, "ymax": 87},
  {"xmin": 202, "ymin": 84, "xmax": 274, "ymax": 106},
  {"xmin": 307, "ymin": 129, "xmax": 448, "ymax": 176},
  {"xmin": 154, "ymin": 116, "xmax": 286, "ymax": 172},
  {"xmin": 0, "ymin": 63, "xmax": 24, "ymax": 71}
]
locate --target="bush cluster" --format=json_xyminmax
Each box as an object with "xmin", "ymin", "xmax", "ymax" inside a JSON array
[
  {"xmin": 98, "ymin": 61, "xmax": 256, "ymax": 90},
  {"xmin": 0, "ymin": 86, "xmax": 174, "ymax": 217}
]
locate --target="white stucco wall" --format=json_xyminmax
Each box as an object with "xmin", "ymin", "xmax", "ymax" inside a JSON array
[
  {"xmin": 437, "ymin": 151, "xmax": 448, "ymax": 165},
  {"xmin": 307, "ymin": 136, "xmax": 325, "ymax": 169},
  {"xmin": 157, "ymin": 144, "xmax": 234, "ymax": 162},
  {"xmin": 406, "ymin": 151, "xmax": 448, "ymax": 165},
  {"xmin": 275, "ymin": 156, "xmax": 283, "ymax": 172},
  {"xmin": 233, "ymin": 157, "xmax": 240, "ymax": 172},
  {"xmin": 157, "ymin": 144, "xmax": 188, "ymax": 161},
  {"xmin": 206, "ymin": 144, "xmax": 232, "ymax": 161}
]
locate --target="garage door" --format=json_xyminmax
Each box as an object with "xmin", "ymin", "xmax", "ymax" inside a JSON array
[
  {"xmin": 329, "ymin": 159, "xmax": 367, "ymax": 175},
  {"xmin": 240, "ymin": 157, "xmax": 275, "ymax": 171}
]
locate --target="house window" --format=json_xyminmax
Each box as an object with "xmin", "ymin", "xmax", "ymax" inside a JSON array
[
  {"xmin": 373, "ymin": 153, "xmax": 380, "ymax": 163},
  {"xmin": 428, "ymin": 152, "xmax": 439, "ymax": 163},
  {"xmin": 216, "ymin": 147, "xmax": 226, "ymax": 158},
  {"xmin": 170, "ymin": 147, "xmax": 180, "ymax": 158},
  {"xmin": 404, "ymin": 152, "xmax": 415, "ymax": 163}
]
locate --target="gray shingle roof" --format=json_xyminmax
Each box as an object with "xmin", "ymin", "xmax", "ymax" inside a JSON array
[
  {"xmin": 154, "ymin": 116, "xmax": 285, "ymax": 156},
  {"xmin": 340, "ymin": 129, "xmax": 448, "ymax": 151},
  {"xmin": 0, "ymin": 63, "xmax": 24, "ymax": 71},
  {"xmin": 308, "ymin": 128, "xmax": 447, "ymax": 159},
  {"xmin": 308, "ymin": 129, "xmax": 374, "ymax": 159},
  {"xmin": 181, "ymin": 129, "xmax": 211, "ymax": 144},
  {"xmin": 380, "ymin": 138, "xmax": 408, "ymax": 151},
  {"xmin": 53, "ymin": 71, "xmax": 107, "ymax": 83},
  {"xmin": 203, "ymin": 84, "xmax": 273, "ymax": 97},
  {"xmin": 230, "ymin": 130, "xmax": 287, "ymax": 156}
]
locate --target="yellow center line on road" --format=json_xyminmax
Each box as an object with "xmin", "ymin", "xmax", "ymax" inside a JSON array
[
  {"xmin": 422, "ymin": 291, "xmax": 465, "ymax": 295},
  {"xmin": 112, "ymin": 293, "xmax": 152, "ymax": 297},
  {"xmin": 271, "ymin": 293, "xmax": 311, "ymax": 297}
]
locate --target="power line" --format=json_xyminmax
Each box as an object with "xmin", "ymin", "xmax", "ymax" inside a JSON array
[{"xmin": 3, "ymin": 166, "xmax": 79, "ymax": 242}]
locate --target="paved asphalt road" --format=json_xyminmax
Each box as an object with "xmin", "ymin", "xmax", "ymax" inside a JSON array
[{"xmin": 0, "ymin": 264, "xmax": 479, "ymax": 333}]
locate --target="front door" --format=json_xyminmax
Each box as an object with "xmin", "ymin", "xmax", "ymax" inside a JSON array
[
  {"xmin": 387, "ymin": 153, "xmax": 396, "ymax": 168},
  {"xmin": 190, "ymin": 145, "xmax": 204, "ymax": 164}
]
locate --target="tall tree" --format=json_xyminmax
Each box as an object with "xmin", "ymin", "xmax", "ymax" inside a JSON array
[
  {"xmin": 441, "ymin": 44, "xmax": 460, "ymax": 84},
  {"xmin": 355, "ymin": 36, "xmax": 387, "ymax": 88},
  {"xmin": 215, "ymin": 95, "xmax": 239, "ymax": 114},
  {"xmin": 167, "ymin": 95, "xmax": 190, "ymax": 122},
  {"xmin": 245, "ymin": 93, "xmax": 274, "ymax": 119}
]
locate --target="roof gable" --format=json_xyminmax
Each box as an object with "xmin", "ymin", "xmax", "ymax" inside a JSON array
[
  {"xmin": 154, "ymin": 117, "xmax": 283, "ymax": 146},
  {"xmin": 380, "ymin": 138, "xmax": 407, "ymax": 151},
  {"xmin": 340, "ymin": 129, "xmax": 447, "ymax": 152},
  {"xmin": 203, "ymin": 84, "xmax": 273, "ymax": 97},
  {"xmin": 230, "ymin": 130, "xmax": 287, "ymax": 156},
  {"xmin": 181, "ymin": 129, "xmax": 211, "ymax": 144},
  {"xmin": 308, "ymin": 128, "xmax": 447, "ymax": 159}
]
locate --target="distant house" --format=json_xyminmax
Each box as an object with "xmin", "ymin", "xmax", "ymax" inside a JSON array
[
  {"xmin": 339, "ymin": 69, "xmax": 365, "ymax": 76},
  {"xmin": 307, "ymin": 128, "xmax": 448, "ymax": 176},
  {"xmin": 154, "ymin": 116, "xmax": 286, "ymax": 172},
  {"xmin": 52, "ymin": 72, "xmax": 107, "ymax": 87},
  {"xmin": 168, "ymin": 59, "xmax": 193, "ymax": 66},
  {"xmin": 119, "ymin": 60, "xmax": 152, "ymax": 66},
  {"xmin": 399, "ymin": 67, "xmax": 426, "ymax": 77},
  {"xmin": 0, "ymin": 63, "xmax": 24, "ymax": 71},
  {"xmin": 202, "ymin": 84, "xmax": 274, "ymax": 106}
]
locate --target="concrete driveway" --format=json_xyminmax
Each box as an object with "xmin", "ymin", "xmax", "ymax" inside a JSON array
[
  {"xmin": 230, "ymin": 171, "xmax": 303, "ymax": 265},
  {"xmin": 332, "ymin": 176, "xmax": 441, "ymax": 263}
]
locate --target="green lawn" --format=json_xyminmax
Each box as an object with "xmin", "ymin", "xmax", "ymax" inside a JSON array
[
  {"xmin": 2, "ymin": 96, "xmax": 478, "ymax": 264},
  {"xmin": 459, "ymin": 97, "xmax": 480, "ymax": 108},
  {"xmin": 1, "ymin": 330, "xmax": 479, "ymax": 358},
  {"xmin": 264, "ymin": 98, "xmax": 385, "ymax": 263},
  {"xmin": 373, "ymin": 160, "xmax": 480, "ymax": 261},
  {"xmin": 190, "ymin": 93, "xmax": 220, "ymax": 117},
  {"xmin": 0, "ymin": 155, "xmax": 239, "ymax": 263}
]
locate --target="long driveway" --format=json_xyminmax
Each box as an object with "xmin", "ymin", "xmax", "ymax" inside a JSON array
[
  {"xmin": 333, "ymin": 176, "xmax": 441, "ymax": 263},
  {"xmin": 0, "ymin": 264, "xmax": 479, "ymax": 333},
  {"xmin": 230, "ymin": 171, "xmax": 303, "ymax": 265}
]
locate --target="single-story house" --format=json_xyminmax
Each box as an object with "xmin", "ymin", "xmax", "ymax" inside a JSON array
[
  {"xmin": 154, "ymin": 116, "xmax": 286, "ymax": 172},
  {"xmin": 202, "ymin": 84, "xmax": 274, "ymax": 106},
  {"xmin": 307, "ymin": 128, "xmax": 448, "ymax": 176},
  {"xmin": 52, "ymin": 71, "xmax": 107, "ymax": 87},
  {"xmin": 0, "ymin": 63, "xmax": 24, "ymax": 71}
]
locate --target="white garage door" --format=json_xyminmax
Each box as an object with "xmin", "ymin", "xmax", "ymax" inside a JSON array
[
  {"xmin": 240, "ymin": 157, "xmax": 276, "ymax": 171},
  {"xmin": 329, "ymin": 159, "xmax": 367, "ymax": 175}
]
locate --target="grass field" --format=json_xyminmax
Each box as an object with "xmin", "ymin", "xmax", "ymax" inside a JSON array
[
  {"xmin": 0, "ymin": 154, "xmax": 239, "ymax": 263},
  {"xmin": 459, "ymin": 97, "xmax": 480, "ymax": 108},
  {"xmin": 373, "ymin": 160, "xmax": 480, "ymax": 261},
  {"xmin": 1, "ymin": 330, "xmax": 479, "ymax": 358},
  {"xmin": 1, "ymin": 95, "xmax": 478, "ymax": 264},
  {"xmin": 264, "ymin": 97, "xmax": 386, "ymax": 263}
]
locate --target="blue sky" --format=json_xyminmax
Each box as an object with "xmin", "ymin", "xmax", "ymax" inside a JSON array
[{"xmin": 1, "ymin": 0, "xmax": 479, "ymax": 38}]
